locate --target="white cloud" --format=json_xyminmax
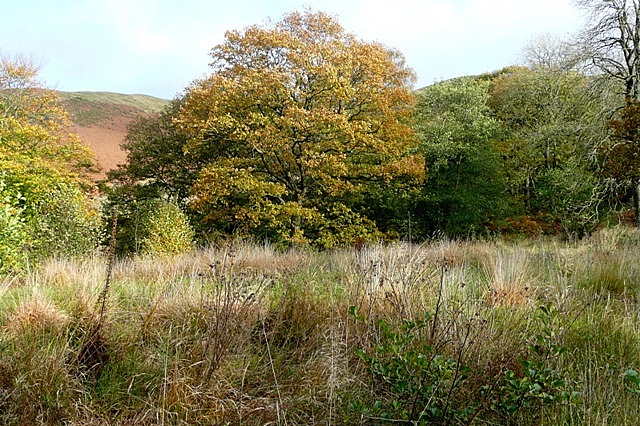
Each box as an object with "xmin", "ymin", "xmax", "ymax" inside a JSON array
[{"xmin": 132, "ymin": 28, "xmax": 175, "ymax": 52}]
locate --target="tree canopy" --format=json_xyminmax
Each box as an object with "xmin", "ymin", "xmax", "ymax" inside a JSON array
[
  {"xmin": 110, "ymin": 7, "xmax": 639, "ymax": 244},
  {"xmin": 414, "ymin": 77, "xmax": 508, "ymax": 237},
  {"xmin": 0, "ymin": 56, "xmax": 100, "ymax": 272},
  {"xmin": 175, "ymin": 10, "xmax": 423, "ymax": 246}
]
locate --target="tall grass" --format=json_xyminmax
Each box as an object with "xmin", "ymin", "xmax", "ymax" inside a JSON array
[{"xmin": 0, "ymin": 230, "xmax": 639, "ymax": 424}]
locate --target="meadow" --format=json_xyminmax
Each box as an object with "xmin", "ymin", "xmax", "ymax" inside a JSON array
[{"xmin": 1, "ymin": 227, "xmax": 640, "ymax": 425}]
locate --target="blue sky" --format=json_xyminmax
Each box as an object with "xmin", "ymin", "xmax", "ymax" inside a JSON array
[{"xmin": 2, "ymin": 0, "xmax": 585, "ymax": 99}]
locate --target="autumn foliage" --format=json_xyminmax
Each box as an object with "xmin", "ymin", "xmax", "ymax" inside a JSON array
[
  {"xmin": 602, "ymin": 98, "xmax": 640, "ymax": 226},
  {"xmin": 0, "ymin": 56, "xmax": 100, "ymax": 272},
  {"xmin": 176, "ymin": 10, "xmax": 423, "ymax": 246},
  {"xmin": 110, "ymin": 8, "xmax": 636, "ymax": 246},
  {"xmin": 604, "ymin": 99, "xmax": 640, "ymax": 183}
]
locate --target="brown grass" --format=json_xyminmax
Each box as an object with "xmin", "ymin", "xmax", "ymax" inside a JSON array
[
  {"xmin": 4, "ymin": 294, "xmax": 69, "ymax": 336},
  {"xmin": 0, "ymin": 232, "xmax": 639, "ymax": 424}
]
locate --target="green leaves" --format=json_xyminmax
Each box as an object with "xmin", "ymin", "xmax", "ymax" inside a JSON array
[
  {"xmin": 488, "ymin": 67, "xmax": 601, "ymax": 202},
  {"xmin": 352, "ymin": 303, "xmax": 579, "ymax": 424},
  {"xmin": 0, "ymin": 177, "xmax": 27, "ymax": 274},
  {"xmin": 489, "ymin": 303, "xmax": 578, "ymax": 419},
  {"xmin": 625, "ymin": 369, "xmax": 640, "ymax": 395},
  {"xmin": 352, "ymin": 309, "xmax": 473, "ymax": 424},
  {"xmin": 415, "ymin": 77, "xmax": 508, "ymax": 236},
  {"xmin": 140, "ymin": 199, "xmax": 195, "ymax": 255},
  {"xmin": 0, "ymin": 58, "xmax": 100, "ymax": 274}
]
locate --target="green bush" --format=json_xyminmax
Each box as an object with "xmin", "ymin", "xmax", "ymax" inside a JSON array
[
  {"xmin": 312, "ymin": 203, "xmax": 381, "ymax": 249},
  {"xmin": 140, "ymin": 199, "xmax": 195, "ymax": 255},
  {"xmin": 0, "ymin": 179, "xmax": 28, "ymax": 274},
  {"xmin": 351, "ymin": 304, "xmax": 578, "ymax": 425},
  {"xmin": 104, "ymin": 191, "xmax": 196, "ymax": 256},
  {"xmin": 0, "ymin": 164, "xmax": 102, "ymax": 274},
  {"xmin": 29, "ymin": 185, "xmax": 102, "ymax": 259},
  {"xmin": 352, "ymin": 309, "xmax": 475, "ymax": 424}
]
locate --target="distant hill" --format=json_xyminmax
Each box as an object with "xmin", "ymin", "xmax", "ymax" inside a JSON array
[{"xmin": 59, "ymin": 91, "xmax": 170, "ymax": 179}]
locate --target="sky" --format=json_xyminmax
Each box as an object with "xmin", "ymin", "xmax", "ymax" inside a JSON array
[{"xmin": 2, "ymin": 0, "xmax": 586, "ymax": 100}]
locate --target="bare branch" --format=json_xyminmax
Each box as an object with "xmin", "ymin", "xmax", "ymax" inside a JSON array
[{"xmin": 576, "ymin": 0, "xmax": 640, "ymax": 98}]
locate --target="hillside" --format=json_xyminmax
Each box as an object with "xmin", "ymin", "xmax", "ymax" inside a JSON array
[{"xmin": 59, "ymin": 91, "xmax": 169, "ymax": 179}]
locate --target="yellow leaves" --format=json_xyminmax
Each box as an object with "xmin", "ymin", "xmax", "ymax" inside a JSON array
[
  {"xmin": 191, "ymin": 160, "xmax": 286, "ymax": 211},
  {"xmin": 313, "ymin": 203, "xmax": 381, "ymax": 249},
  {"xmin": 382, "ymin": 154, "xmax": 425, "ymax": 183},
  {"xmin": 0, "ymin": 58, "xmax": 97, "ymax": 180},
  {"xmin": 176, "ymin": 10, "xmax": 424, "ymax": 245},
  {"xmin": 0, "ymin": 58, "xmax": 100, "ymax": 272},
  {"xmin": 0, "ymin": 56, "xmax": 40, "ymax": 89}
]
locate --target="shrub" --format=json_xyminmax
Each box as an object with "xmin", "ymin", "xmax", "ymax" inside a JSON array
[
  {"xmin": 0, "ymin": 164, "xmax": 102, "ymax": 274},
  {"xmin": 351, "ymin": 303, "xmax": 579, "ymax": 425},
  {"xmin": 352, "ymin": 310, "xmax": 475, "ymax": 424},
  {"xmin": 140, "ymin": 199, "xmax": 195, "ymax": 255},
  {"xmin": 0, "ymin": 179, "xmax": 28, "ymax": 274},
  {"xmin": 29, "ymin": 185, "xmax": 102, "ymax": 259}
]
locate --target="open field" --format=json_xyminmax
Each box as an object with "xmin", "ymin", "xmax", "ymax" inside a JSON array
[{"xmin": 1, "ymin": 228, "xmax": 640, "ymax": 424}]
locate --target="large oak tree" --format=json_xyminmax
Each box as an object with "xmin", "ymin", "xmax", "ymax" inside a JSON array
[{"xmin": 177, "ymin": 10, "xmax": 423, "ymax": 246}]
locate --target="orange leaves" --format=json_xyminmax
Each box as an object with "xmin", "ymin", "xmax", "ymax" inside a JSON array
[
  {"xmin": 602, "ymin": 98, "xmax": 640, "ymax": 182},
  {"xmin": 177, "ymin": 9, "xmax": 422, "ymax": 244},
  {"xmin": 0, "ymin": 57, "xmax": 97, "ymax": 181}
]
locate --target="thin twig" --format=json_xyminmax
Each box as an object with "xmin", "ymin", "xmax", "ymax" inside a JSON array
[
  {"xmin": 261, "ymin": 314, "xmax": 286, "ymax": 425},
  {"xmin": 97, "ymin": 208, "xmax": 118, "ymax": 323}
]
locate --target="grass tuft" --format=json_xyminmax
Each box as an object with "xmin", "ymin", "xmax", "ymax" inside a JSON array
[{"xmin": 4, "ymin": 293, "xmax": 69, "ymax": 337}]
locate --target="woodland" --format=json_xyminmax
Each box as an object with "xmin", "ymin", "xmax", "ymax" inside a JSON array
[
  {"xmin": 1, "ymin": 3, "xmax": 640, "ymax": 425},
  {"xmin": 2, "ymin": 7, "xmax": 640, "ymax": 261}
]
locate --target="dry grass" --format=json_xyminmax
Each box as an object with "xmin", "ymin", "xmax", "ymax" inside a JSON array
[
  {"xmin": 482, "ymin": 248, "xmax": 537, "ymax": 307},
  {"xmin": 4, "ymin": 294, "xmax": 69, "ymax": 336},
  {"xmin": 0, "ymin": 231, "xmax": 639, "ymax": 424}
]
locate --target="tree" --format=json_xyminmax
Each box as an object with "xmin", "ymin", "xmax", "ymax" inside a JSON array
[
  {"xmin": 0, "ymin": 56, "xmax": 95, "ymax": 176},
  {"xmin": 414, "ymin": 77, "xmax": 508, "ymax": 237},
  {"xmin": 176, "ymin": 10, "xmax": 423, "ymax": 246},
  {"xmin": 487, "ymin": 66, "xmax": 605, "ymax": 235},
  {"xmin": 106, "ymin": 98, "xmax": 206, "ymax": 254},
  {"xmin": 522, "ymin": 33, "xmax": 582, "ymax": 71},
  {"xmin": 0, "ymin": 56, "xmax": 99, "ymax": 272},
  {"xmin": 576, "ymin": 0, "xmax": 640, "ymax": 99},
  {"xmin": 108, "ymin": 98, "xmax": 198, "ymax": 201},
  {"xmin": 602, "ymin": 98, "xmax": 640, "ymax": 226},
  {"xmin": 576, "ymin": 0, "xmax": 640, "ymax": 226}
]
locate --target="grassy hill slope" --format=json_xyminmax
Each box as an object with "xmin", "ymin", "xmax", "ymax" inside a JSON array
[{"xmin": 59, "ymin": 91, "xmax": 169, "ymax": 178}]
